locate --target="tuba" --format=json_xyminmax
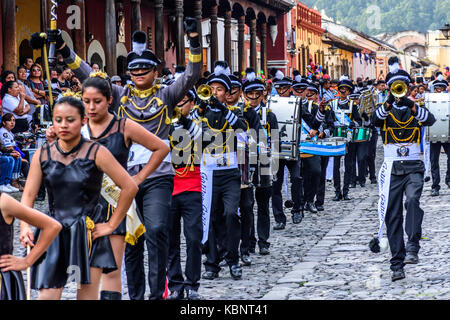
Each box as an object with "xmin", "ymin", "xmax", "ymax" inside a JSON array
[{"xmin": 172, "ymin": 107, "xmax": 182, "ymax": 124}]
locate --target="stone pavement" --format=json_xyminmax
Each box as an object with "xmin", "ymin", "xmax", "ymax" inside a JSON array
[{"xmin": 12, "ymin": 142, "xmax": 450, "ymax": 300}]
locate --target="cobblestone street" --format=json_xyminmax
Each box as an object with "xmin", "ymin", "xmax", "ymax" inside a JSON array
[{"xmin": 12, "ymin": 142, "xmax": 450, "ymax": 300}]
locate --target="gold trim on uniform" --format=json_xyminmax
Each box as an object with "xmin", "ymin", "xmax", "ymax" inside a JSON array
[
  {"xmin": 67, "ymin": 55, "xmax": 82, "ymax": 70},
  {"xmin": 189, "ymin": 52, "xmax": 202, "ymax": 63}
]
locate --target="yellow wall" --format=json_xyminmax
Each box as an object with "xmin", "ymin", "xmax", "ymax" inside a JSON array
[
  {"xmin": 427, "ymin": 30, "xmax": 450, "ymax": 73},
  {"xmin": 16, "ymin": 0, "xmax": 42, "ymax": 63}
]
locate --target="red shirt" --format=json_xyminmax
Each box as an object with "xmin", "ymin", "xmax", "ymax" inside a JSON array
[{"xmin": 172, "ymin": 166, "xmax": 202, "ymax": 196}]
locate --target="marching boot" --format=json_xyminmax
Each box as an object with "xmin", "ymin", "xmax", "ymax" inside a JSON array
[
  {"xmin": 332, "ymin": 192, "xmax": 342, "ymax": 201},
  {"xmin": 100, "ymin": 290, "xmax": 122, "ymax": 300}
]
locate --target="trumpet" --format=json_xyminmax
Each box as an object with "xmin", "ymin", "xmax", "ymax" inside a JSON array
[
  {"xmin": 196, "ymin": 84, "xmax": 213, "ymax": 101},
  {"xmin": 390, "ymin": 80, "xmax": 408, "ymax": 101},
  {"xmin": 154, "ymin": 78, "xmax": 164, "ymax": 86},
  {"xmin": 172, "ymin": 107, "xmax": 182, "ymax": 124}
]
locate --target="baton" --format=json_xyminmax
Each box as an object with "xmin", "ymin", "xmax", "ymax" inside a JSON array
[{"xmin": 26, "ymin": 245, "xmax": 31, "ymax": 300}]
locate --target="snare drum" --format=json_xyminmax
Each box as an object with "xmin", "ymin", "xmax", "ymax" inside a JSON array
[
  {"xmin": 425, "ymin": 93, "xmax": 450, "ymax": 143},
  {"xmin": 352, "ymin": 127, "xmax": 372, "ymax": 143},
  {"xmin": 333, "ymin": 126, "xmax": 348, "ymax": 138},
  {"xmin": 267, "ymin": 96, "xmax": 301, "ymax": 161},
  {"xmin": 300, "ymin": 138, "xmax": 347, "ymax": 157}
]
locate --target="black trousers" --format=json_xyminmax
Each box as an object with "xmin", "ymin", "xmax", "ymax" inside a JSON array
[
  {"xmin": 167, "ymin": 191, "xmax": 202, "ymax": 292},
  {"xmin": 353, "ymin": 141, "xmax": 369, "ymax": 185},
  {"xmin": 430, "ymin": 142, "xmax": 450, "ymax": 191},
  {"xmin": 334, "ymin": 144, "xmax": 354, "ymax": 196},
  {"xmin": 367, "ymin": 131, "xmax": 378, "ymax": 181},
  {"xmin": 124, "ymin": 175, "xmax": 174, "ymax": 300},
  {"xmin": 272, "ymin": 159, "xmax": 302, "ymax": 224},
  {"xmin": 204, "ymin": 170, "xmax": 241, "ymax": 273},
  {"xmin": 11, "ymin": 118, "xmax": 29, "ymax": 134},
  {"xmin": 315, "ymin": 156, "xmax": 330, "ymax": 206},
  {"xmin": 302, "ymin": 155, "xmax": 321, "ymax": 203},
  {"xmin": 240, "ymin": 187, "xmax": 255, "ymax": 256},
  {"xmin": 385, "ymin": 172, "xmax": 424, "ymax": 271},
  {"xmin": 250, "ymin": 186, "xmax": 272, "ymax": 250}
]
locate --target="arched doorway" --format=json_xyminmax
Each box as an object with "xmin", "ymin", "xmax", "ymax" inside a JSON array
[
  {"xmin": 90, "ymin": 53, "xmax": 104, "ymax": 70},
  {"xmin": 117, "ymin": 56, "xmax": 127, "ymax": 76},
  {"xmin": 19, "ymin": 39, "xmax": 34, "ymax": 66}
]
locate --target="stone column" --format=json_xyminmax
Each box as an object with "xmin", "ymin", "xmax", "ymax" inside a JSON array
[
  {"xmin": 224, "ymin": 10, "xmax": 232, "ymax": 69},
  {"xmin": 175, "ymin": 0, "xmax": 185, "ymax": 66},
  {"xmin": 259, "ymin": 20, "xmax": 267, "ymax": 76},
  {"xmin": 209, "ymin": 5, "xmax": 218, "ymax": 68},
  {"xmin": 105, "ymin": 0, "xmax": 117, "ymax": 75},
  {"xmin": 131, "ymin": 0, "xmax": 142, "ymax": 34},
  {"xmin": 2, "ymin": 0, "xmax": 17, "ymax": 71},
  {"xmin": 237, "ymin": 15, "xmax": 245, "ymax": 74},
  {"xmin": 249, "ymin": 18, "xmax": 257, "ymax": 69},
  {"xmin": 154, "ymin": 0, "xmax": 165, "ymax": 67},
  {"xmin": 73, "ymin": 0, "xmax": 86, "ymax": 60}
]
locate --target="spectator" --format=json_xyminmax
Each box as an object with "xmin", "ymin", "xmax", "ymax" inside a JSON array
[
  {"xmin": 26, "ymin": 63, "xmax": 47, "ymax": 105},
  {"xmin": 20, "ymin": 57, "xmax": 34, "ymax": 78},
  {"xmin": 111, "ymin": 75, "xmax": 122, "ymax": 87},
  {"xmin": 408, "ymin": 85, "xmax": 419, "ymax": 101},
  {"xmin": 1, "ymin": 81, "xmax": 30, "ymax": 133},
  {"xmin": 56, "ymin": 65, "xmax": 72, "ymax": 92},
  {"xmin": 0, "ymin": 113, "xmax": 25, "ymax": 192},
  {"xmin": 0, "ymin": 71, "xmax": 17, "ymax": 106},
  {"xmin": 0, "ymin": 138, "xmax": 20, "ymax": 193},
  {"xmin": 17, "ymin": 66, "xmax": 41, "ymax": 127},
  {"xmin": 71, "ymin": 75, "xmax": 82, "ymax": 92},
  {"xmin": 91, "ymin": 63, "xmax": 100, "ymax": 72}
]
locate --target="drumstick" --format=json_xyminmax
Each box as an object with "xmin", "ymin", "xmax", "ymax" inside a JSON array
[{"xmin": 26, "ymin": 245, "xmax": 31, "ymax": 300}]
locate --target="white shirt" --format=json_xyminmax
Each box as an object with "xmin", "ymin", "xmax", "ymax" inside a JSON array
[
  {"xmin": 1, "ymin": 94, "xmax": 29, "ymax": 120},
  {"xmin": 0, "ymin": 127, "xmax": 16, "ymax": 147}
]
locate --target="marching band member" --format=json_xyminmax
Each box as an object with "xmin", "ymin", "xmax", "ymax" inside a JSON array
[
  {"xmin": 351, "ymin": 92, "xmax": 370, "ymax": 188},
  {"xmin": 371, "ymin": 56, "xmax": 436, "ymax": 281},
  {"xmin": 241, "ymin": 69, "xmax": 273, "ymax": 256},
  {"xmin": 167, "ymin": 89, "xmax": 203, "ymax": 300},
  {"xmin": 271, "ymin": 72, "xmax": 324, "ymax": 228},
  {"xmin": 43, "ymin": 17, "xmax": 202, "ymax": 300},
  {"xmin": 329, "ymin": 77, "xmax": 362, "ymax": 201},
  {"xmin": 302, "ymin": 82, "xmax": 332, "ymax": 212},
  {"xmin": 429, "ymin": 76, "xmax": 450, "ymax": 197},
  {"xmin": 192, "ymin": 61, "xmax": 247, "ymax": 281},
  {"xmin": 226, "ymin": 72, "xmax": 261, "ymax": 266}
]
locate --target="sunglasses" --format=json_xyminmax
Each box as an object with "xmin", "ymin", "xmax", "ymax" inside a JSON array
[{"xmin": 32, "ymin": 69, "xmax": 41, "ymax": 72}]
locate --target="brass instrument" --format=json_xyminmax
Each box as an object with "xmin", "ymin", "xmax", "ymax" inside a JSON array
[
  {"xmin": 153, "ymin": 78, "xmax": 164, "ymax": 86},
  {"xmin": 390, "ymin": 80, "xmax": 408, "ymax": 102},
  {"xmin": 196, "ymin": 84, "xmax": 213, "ymax": 101},
  {"xmin": 359, "ymin": 90, "xmax": 376, "ymax": 117},
  {"xmin": 172, "ymin": 107, "xmax": 182, "ymax": 124}
]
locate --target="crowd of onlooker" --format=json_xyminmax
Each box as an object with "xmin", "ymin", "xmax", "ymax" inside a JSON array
[{"xmin": 0, "ymin": 55, "xmax": 130, "ymax": 195}]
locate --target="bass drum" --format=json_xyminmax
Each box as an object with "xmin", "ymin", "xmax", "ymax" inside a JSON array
[
  {"xmin": 425, "ymin": 93, "xmax": 450, "ymax": 143},
  {"xmin": 267, "ymin": 96, "xmax": 301, "ymax": 161}
]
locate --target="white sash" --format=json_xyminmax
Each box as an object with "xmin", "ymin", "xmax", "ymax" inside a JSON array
[
  {"xmin": 200, "ymin": 152, "xmax": 238, "ymax": 244},
  {"xmin": 81, "ymin": 124, "xmax": 145, "ymax": 245},
  {"xmin": 377, "ymin": 143, "xmax": 421, "ymax": 243}
]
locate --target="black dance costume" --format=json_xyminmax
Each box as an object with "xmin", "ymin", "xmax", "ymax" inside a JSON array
[
  {"xmin": 86, "ymin": 116, "xmax": 130, "ymax": 236},
  {"xmin": 0, "ymin": 207, "xmax": 26, "ymax": 300},
  {"xmin": 31, "ymin": 138, "xmax": 117, "ymax": 290}
]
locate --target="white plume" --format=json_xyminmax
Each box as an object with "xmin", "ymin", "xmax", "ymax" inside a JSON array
[
  {"xmin": 437, "ymin": 74, "xmax": 444, "ymax": 81},
  {"xmin": 246, "ymin": 72, "xmax": 256, "ymax": 82},
  {"xmin": 295, "ymin": 75, "xmax": 302, "ymax": 82},
  {"xmin": 132, "ymin": 42, "xmax": 146, "ymax": 56},
  {"xmin": 388, "ymin": 62, "xmax": 400, "ymax": 74},
  {"xmin": 214, "ymin": 65, "xmax": 231, "ymax": 76},
  {"xmin": 275, "ymin": 70, "xmax": 284, "ymax": 80},
  {"xmin": 339, "ymin": 75, "xmax": 349, "ymax": 81}
]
